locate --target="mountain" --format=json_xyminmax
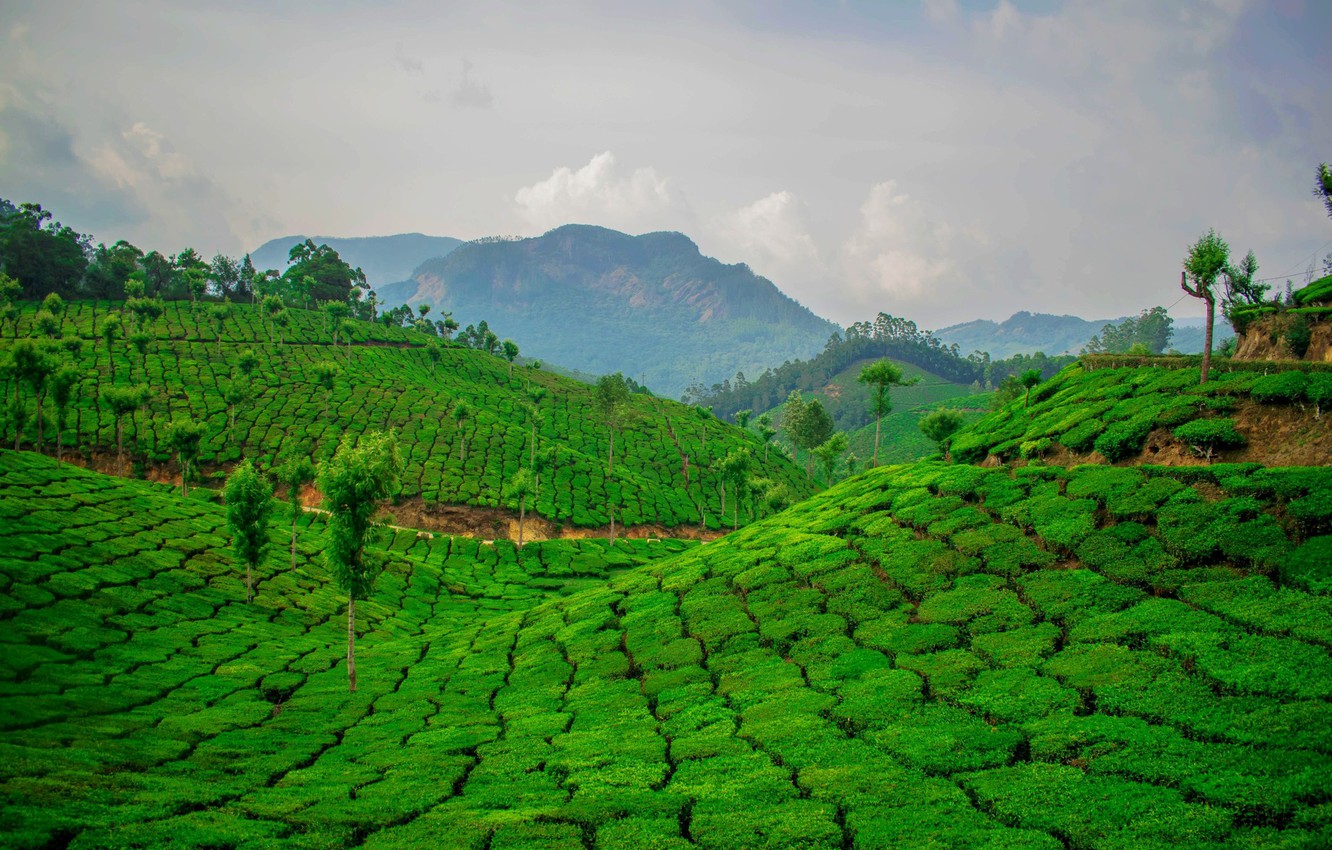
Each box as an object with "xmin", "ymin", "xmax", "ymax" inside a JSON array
[
  {"xmin": 935, "ymin": 311, "xmax": 1231, "ymax": 358},
  {"xmin": 376, "ymin": 224, "xmax": 839, "ymax": 398},
  {"xmin": 249, "ymin": 233, "xmax": 464, "ymax": 288},
  {"xmin": 934, "ymin": 311, "xmax": 1114, "ymax": 358}
]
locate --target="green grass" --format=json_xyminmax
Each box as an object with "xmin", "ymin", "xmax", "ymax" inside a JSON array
[
  {"xmin": 0, "ymin": 301, "xmax": 812, "ymax": 530},
  {"xmin": 3, "ymin": 448, "xmax": 1330, "ymax": 848}
]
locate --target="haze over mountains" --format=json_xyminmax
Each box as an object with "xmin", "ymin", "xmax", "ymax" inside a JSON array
[
  {"xmin": 375, "ymin": 225, "xmax": 839, "ymax": 397},
  {"xmin": 249, "ymin": 227, "xmax": 1221, "ymax": 396}
]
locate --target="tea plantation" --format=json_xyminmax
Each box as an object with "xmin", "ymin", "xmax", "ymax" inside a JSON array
[
  {"xmin": 949, "ymin": 358, "xmax": 1332, "ymax": 465},
  {"xmin": 0, "ymin": 301, "xmax": 811, "ymax": 531},
  {"xmin": 3, "ymin": 446, "xmax": 1330, "ymax": 848}
]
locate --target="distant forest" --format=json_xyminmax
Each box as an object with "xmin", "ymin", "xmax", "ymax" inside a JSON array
[{"xmin": 689, "ymin": 312, "xmax": 1075, "ymax": 420}]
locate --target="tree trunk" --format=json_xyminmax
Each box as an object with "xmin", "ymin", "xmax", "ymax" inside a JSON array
[
  {"xmin": 609, "ymin": 508, "xmax": 615, "ymax": 545},
  {"xmin": 734, "ymin": 501, "xmax": 739, "ymax": 531},
  {"xmin": 347, "ymin": 596, "xmax": 357, "ymax": 693},
  {"xmin": 530, "ymin": 422, "xmax": 536, "ymax": 467},
  {"xmin": 35, "ymin": 390, "xmax": 45, "ymax": 452},
  {"xmin": 873, "ymin": 416, "xmax": 881, "ymax": 467},
  {"xmin": 181, "ymin": 461, "xmax": 188, "ymax": 498},
  {"xmin": 246, "ymin": 561, "xmax": 253, "ymax": 603},
  {"xmin": 56, "ymin": 416, "xmax": 63, "ymax": 466},
  {"xmin": 291, "ymin": 514, "xmax": 298, "ymax": 569},
  {"xmin": 116, "ymin": 420, "xmax": 124, "ymax": 468},
  {"xmin": 608, "ymin": 428, "xmax": 615, "ymax": 473},
  {"xmin": 1200, "ymin": 296, "xmax": 1215, "ymax": 384},
  {"xmin": 518, "ymin": 498, "xmax": 525, "ymax": 548}
]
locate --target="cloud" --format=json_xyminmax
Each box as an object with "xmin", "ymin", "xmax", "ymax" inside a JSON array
[
  {"xmin": 514, "ymin": 151, "xmax": 689, "ymax": 234},
  {"xmin": 713, "ymin": 190, "xmax": 823, "ymax": 286},
  {"xmin": 451, "ymin": 59, "xmax": 493, "ymax": 109},
  {"xmin": 842, "ymin": 181, "xmax": 958, "ymax": 303},
  {"xmin": 921, "ymin": 0, "xmax": 958, "ymax": 26}
]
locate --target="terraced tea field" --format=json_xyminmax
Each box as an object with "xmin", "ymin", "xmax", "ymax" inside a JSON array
[
  {"xmin": 952, "ymin": 358, "xmax": 1332, "ymax": 466},
  {"xmin": 3, "ymin": 447, "xmax": 1329, "ymax": 848},
  {"xmin": 0, "ymin": 301, "xmax": 811, "ymax": 532}
]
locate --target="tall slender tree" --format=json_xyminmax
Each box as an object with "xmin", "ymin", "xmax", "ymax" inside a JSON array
[
  {"xmin": 225, "ymin": 458, "xmax": 273, "ymax": 603},
  {"xmin": 276, "ymin": 456, "xmax": 316, "ymax": 568},
  {"xmin": 50, "ymin": 365, "xmax": 80, "ymax": 466},
  {"xmin": 318, "ymin": 431, "xmax": 402, "ymax": 693},
  {"xmin": 1182, "ymin": 229, "xmax": 1230, "ymax": 384},
  {"xmin": 167, "ymin": 417, "xmax": 206, "ymax": 497},
  {"xmin": 595, "ymin": 373, "xmax": 630, "ymax": 473},
  {"xmin": 509, "ymin": 467, "xmax": 535, "ymax": 548},
  {"xmin": 858, "ymin": 360, "xmax": 916, "ymax": 467}
]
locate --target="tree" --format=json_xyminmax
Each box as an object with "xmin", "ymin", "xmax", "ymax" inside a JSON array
[
  {"xmin": 281, "ymin": 240, "xmax": 367, "ymax": 305},
  {"xmin": 101, "ymin": 313, "xmax": 122, "ymax": 379},
  {"xmin": 225, "ymin": 458, "xmax": 273, "ymax": 603},
  {"xmin": 50, "ymin": 365, "xmax": 79, "ymax": 466},
  {"xmin": 318, "ymin": 430, "xmax": 403, "ymax": 693},
  {"xmin": 1083, "ymin": 307, "xmax": 1175, "ymax": 355},
  {"xmin": 102, "ymin": 384, "xmax": 150, "ymax": 470},
  {"xmin": 1182, "ymin": 229, "xmax": 1230, "ymax": 383},
  {"xmin": 783, "ymin": 390, "xmax": 833, "ymax": 476},
  {"xmin": 129, "ymin": 330, "xmax": 151, "ymax": 379},
  {"xmin": 426, "ymin": 340, "xmax": 444, "ymax": 375},
  {"xmin": 812, "ymin": 432, "xmax": 848, "ymax": 485},
  {"xmin": 734, "ymin": 409, "xmax": 752, "ymax": 429},
  {"xmin": 1019, "ymin": 369, "xmax": 1042, "ymax": 408},
  {"xmin": 756, "ymin": 413, "xmax": 777, "ymax": 461},
  {"xmin": 313, "ymin": 361, "xmax": 341, "ymax": 418},
  {"xmin": 236, "ymin": 349, "xmax": 259, "ymax": 379},
  {"xmin": 208, "ymin": 301, "xmax": 233, "ymax": 352},
  {"xmin": 10, "ymin": 339, "xmax": 55, "ymax": 451},
  {"xmin": 919, "ymin": 409, "xmax": 965, "ymax": 461},
  {"xmin": 452, "ymin": 400, "xmax": 474, "ymax": 462},
  {"xmin": 858, "ymin": 360, "xmax": 917, "ymax": 466},
  {"xmin": 526, "ymin": 386, "xmax": 547, "ymax": 467},
  {"xmin": 261, "ymin": 295, "xmax": 284, "ymax": 344},
  {"xmin": 222, "ymin": 381, "xmax": 248, "ymax": 441},
  {"xmin": 502, "ymin": 339, "xmax": 520, "ymax": 376},
  {"xmin": 1316, "ymin": 163, "xmax": 1332, "ymax": 220},
  {"xmin": 595, "ymin": 373, "xmax": 631, "ymax": 473},
  {"xmin": 719, "ymin": 449, "xmax": 752, "ymax": 530},
  {"xmin": 508, "ymin": 467, "xmax": 535, "ymax": 547},
  {"xmin": 167, "ymin": 417, "xmax": 206, "ymax": 497},
  {"xmin": 325, "ymin": 301, "xmax": 350, "ymax": 344},
  {"xmin": 275, "ymin": 456, "xmax": 316, "ymax": 569}
]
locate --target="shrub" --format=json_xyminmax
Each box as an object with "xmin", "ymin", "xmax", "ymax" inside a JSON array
[
  {"xmin": 1172, "ymin": 418, "xmax": 1246, "ymax": 460},
  {"xmin": 1250, "ymin": 371, "xmax": 1308, "ymax": 403},
  {"xmin": 1059, "ymin": 418, "xmax": 1104, "ymax": 453},
  {"xmin": 1092, "ymin": 416, "xmax": 1153, "ymax": 462},
  {"xmin": 1285, "ymin": 316, "xmax": 1312, "ymax": 358}
]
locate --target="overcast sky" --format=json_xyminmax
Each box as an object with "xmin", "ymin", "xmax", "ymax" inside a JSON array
[{"xmin": 2, "ymin": 0, "xmax": 1329, "ymax": 328}]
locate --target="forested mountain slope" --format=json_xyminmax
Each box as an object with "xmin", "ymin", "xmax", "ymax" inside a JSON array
[
  {"xmin": 0, "ymin": 301, "xmax": 811, "ymax": 533},
  {"xmin": 3, "ymin": 450, "xmax": 1329, "ymax": 848},
  {"xmin": 376, "ymin": 225, "xmax": 838, "ymax": 398}
]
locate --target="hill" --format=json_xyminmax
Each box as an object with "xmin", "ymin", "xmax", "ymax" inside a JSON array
[
  {"xmin": 948, "ymin": 356, "xmax": 1332, "ymax": 467},
  {"xmin": 0, "ymin": 301, "xmax": 812, "ymax": 534},
  {"xmin": 935, "ymin": 311, "xmax": 1229, "ymax": 358},
  {"xmin": 4, "ymin": 448, "xmax": 1330, "ymax": 848},
  {"xmin": 249, "ymin": 233, "xmax": 464, "ymax": 288},
  {"xmin": 375, "ymin": 225, "xmax": 839, "ymax": 399}
]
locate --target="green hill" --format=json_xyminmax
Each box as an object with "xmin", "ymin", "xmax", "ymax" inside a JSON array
[
  {"xmin": 376, "ymin": 225, "xmax": 839, "ymax": 399},
  {"xmin": 3, "ymin": 449, "xmax": 1330, "ymax": 848},
  {"xmin": 0, "ymin": 301, "xmax": 812, "ymax": 533},
  {"xmin": 949, "ymin": 356, "xmax": 1332, "ymax": 467}
]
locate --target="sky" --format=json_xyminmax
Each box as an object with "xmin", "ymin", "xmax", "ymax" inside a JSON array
[{"xmin": 1, "ymin": 0, "xmax": 1329, "ymax": 329}]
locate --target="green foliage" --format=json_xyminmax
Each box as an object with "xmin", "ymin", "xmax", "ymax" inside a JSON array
[
  {"xmin": 1293, "ymin": 273, "xmax": 1332, "ymax": 305},
  {"xmin": 224, "ymin": 457, "xmax": 273, "ymax": 601},
  {"xmin": 918, "ymin": 408, "xmax": 964, "ymax": 458},
  {"xmin": 1172, "ymin": 418, "xmax": 1246, "ymax": 459},
  {"xmin": 1083, "ymin": 306, "xmax": 1173, "ymax": 355},
  {"xmin": 319, "ymin": 431, "xmax": 403, "ymax": 601},
  {"xmin": 1251, "ymin": 370, "xmax": 1309, "ymax": 403},
  {"xmin": 1092, "ymin": 415, "xmax": 1153, "ymax": 461}
]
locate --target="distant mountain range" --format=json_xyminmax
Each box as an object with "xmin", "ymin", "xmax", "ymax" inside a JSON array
[
  {"xmin": 377, "ymin": 225, "xmax": 838, "ymax": 398},
  {"xmin": 248, "ymin": 233, "xmax": 463, "ymax": 288},
  {"xmin": 934, "ymin": 311, "xmax": 1228, "ymax": 358}
]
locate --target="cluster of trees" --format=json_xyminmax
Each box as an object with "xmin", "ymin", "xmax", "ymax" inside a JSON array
[
  {"xmin": 0, "ymin": 201, "xmax": 377, "ymax": 313},
  {"xmin": 688, "ymin": 311, "xmax": 1073, "ymax": 424},
  {"xmin": 1083, "ymin": 307, "xmax": 1174, "ymax": 355},
  {"xmin": 1181, "ymin": 163, "xmax": 1332, "ymax": 382},
  {"xmin": 225, "ymin": 431, "xmax": 401, "ymax": 692}
]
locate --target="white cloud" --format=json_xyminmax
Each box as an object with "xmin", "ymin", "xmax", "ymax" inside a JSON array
[
  {"xmin": 715, "ymin": 190, "xmax": 821, "ymax": 279},
  {"xmin": 514, "ymin": 151, "xmax": 689, "ymax": 234},
  {"xmin": 922, "ymin": 0, "xmax": 958, "ymax": 26}
]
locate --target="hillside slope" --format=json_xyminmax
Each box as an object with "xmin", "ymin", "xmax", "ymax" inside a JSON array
[
  {"xmin": 249, "ymin": 233, "xmax": 464, "ymax": 288},
  {"xmin": 949, "ymin": 357, "xmax": 1332, "ymax": 467},
  {"xmin": 376, "ymin": 225, "xmax": 838, "ymax": 398},
  {"xmin": 935, "ymin": 312, "xmax": 1227, "ymax": 357},
  {"xmin": 0, "ymin": 301, "xmax": 812, "ymax": 533},
  {"xmin": 4, "ymin": 450, "xmax": 1329, "ymax": 848}
]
